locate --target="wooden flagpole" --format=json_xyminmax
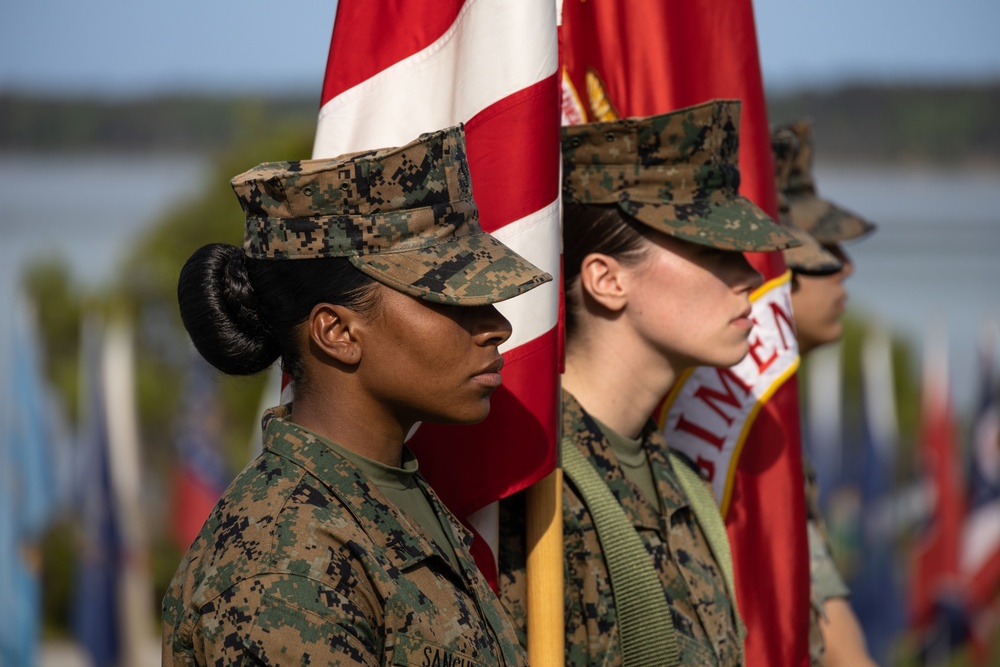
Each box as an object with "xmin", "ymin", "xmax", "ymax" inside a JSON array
[{"xmin": 526, "ymin": 467, "xmax": 564, "ymax": 666}]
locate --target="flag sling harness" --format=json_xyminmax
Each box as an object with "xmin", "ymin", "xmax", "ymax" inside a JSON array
[{"xmin": 560, "ymin": 439, "xmax": 744, "ymax": 667}]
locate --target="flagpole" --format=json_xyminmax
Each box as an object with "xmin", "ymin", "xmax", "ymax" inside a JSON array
[
  {"xmin": 526, "ymin": 467, "xmax": 564, "ymax": 666},
  {"xmin": 102, "ymin": 319, "xmax": 155, "ymax": 667}
]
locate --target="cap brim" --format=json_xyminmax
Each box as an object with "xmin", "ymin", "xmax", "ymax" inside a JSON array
[
  {"xmin": 350, "ymin": 231, "xmax": 552, "ymax": 306},
  {"xmin": 781, "ymin": 225, "xmax": 843, "ymax": 275},
  {"xmin": 622, "ymin": 196, "xmax": 800, "ymax": 252},
  {"xmin": 787, "ymin": 195, "xmax": 877, "ymax": 244}
]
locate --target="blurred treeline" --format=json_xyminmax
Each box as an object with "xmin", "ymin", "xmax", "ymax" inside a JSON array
[
  {"xmin": 4, "ymin": 82, "xmax": 1000, "ymax": 164},
  {"xmin": 767, "ymin": 82, "xmax": 1000, "ymax": 166},
  {"xmin": 4, "ymin": 82, "xmax": 987, "ymax": 652}
]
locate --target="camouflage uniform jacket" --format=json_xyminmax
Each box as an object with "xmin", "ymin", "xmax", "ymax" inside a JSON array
[
  {"xmin": 499, "ymin": 391, "xmax": 743, "ymax": 667},
  {"xmin": 162, "ymin": 406, "xmax": 526, "ymax": 667}
]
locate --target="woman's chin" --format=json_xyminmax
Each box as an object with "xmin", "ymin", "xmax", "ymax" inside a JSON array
[{"xmin": 425, "ymin": 402, "xmax": 492, "ymax": 426}]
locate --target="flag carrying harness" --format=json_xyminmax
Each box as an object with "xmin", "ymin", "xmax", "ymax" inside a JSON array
[{"xmin": 560, "ymin": 438, "xmax": 744, "ymax": 667}]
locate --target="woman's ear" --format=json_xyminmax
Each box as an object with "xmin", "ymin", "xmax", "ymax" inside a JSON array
[
  {"xmin": 308, "ymin": 303, "xmax": 362, "ymax": 366},
  {"xmin": 578, "ymin": 252, "xmax": 630, "ymax": 313}
]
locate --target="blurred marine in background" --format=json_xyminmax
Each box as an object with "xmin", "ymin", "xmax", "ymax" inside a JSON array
[{"xmin": 772, "ymin": 120, "xmax": 880, "ymax": 667}]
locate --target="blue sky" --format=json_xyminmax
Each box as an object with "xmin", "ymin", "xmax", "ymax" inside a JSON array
[{"xmin": 1, "ymin": 1, "xmax": 998, "ymax": 95}]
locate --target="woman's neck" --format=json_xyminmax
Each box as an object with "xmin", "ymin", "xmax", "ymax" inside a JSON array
[
  {"xmin": 290, "ymin": 379, "xmax": 408, "ymax": 467},
  {"xmin": 562, "ymin": 328, "xmax": 678, "ymax": 440}
]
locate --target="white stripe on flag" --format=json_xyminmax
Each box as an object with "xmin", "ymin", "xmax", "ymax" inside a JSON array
[
  {"xmin": 314, "ymin": 0, "xmax": 558, "ymax": 156},
  {"xmin": 493, "ymin": 199, "xmax": 560, "ymax": 352}
]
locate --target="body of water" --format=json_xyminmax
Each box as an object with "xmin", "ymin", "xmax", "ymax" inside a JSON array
[
  {"xmin": 0, "ymin": 152, "xmax": 208, "ymax": 403},
  {"xmin": 816, "ymin": 163, "xmax": 1000, "ymax": 414},
  {"xmin": 0, "ymin": 155, "xmax": 997, "ymax": 415}
]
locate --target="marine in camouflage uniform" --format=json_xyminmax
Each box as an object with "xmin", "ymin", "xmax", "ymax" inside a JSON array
[
  {"xmin": 164, "ymin": 407, "xmax": 526, "ymax": 666},
  {"xmin": 499, "ymin": 101, "xmax": 798, "ymax": 667},
  {"xmin": 162, "ymin": 126, "xmax": 550, "ymax": 666},
  {"xmin": 771, "ymin": 120, "xmax": 878, "ymax": 666},
  {"xmin": 500, "ymin": 391, "xmax": 744, "ymax": 666}
]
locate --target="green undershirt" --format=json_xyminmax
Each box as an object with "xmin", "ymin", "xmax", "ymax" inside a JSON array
[
  {"xmin": 309, "ymin": 430, "xmax": 460, "ymax": 572},
  {"xmin": 591, "ymin": 415, "xmax": 659, "ymax": 509}
]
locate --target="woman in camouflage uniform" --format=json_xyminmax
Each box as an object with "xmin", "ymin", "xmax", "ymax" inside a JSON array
[
  {"xmin": 771, "ymin": 120, "xmax": 879, "ymax": 667},
  {"xmin": 499, "ymin": 101, "xmax": 799, "ymax": 666},
  {"xmin": 162, "ymin": 126, "xmax": 550, "ymax": 666}
]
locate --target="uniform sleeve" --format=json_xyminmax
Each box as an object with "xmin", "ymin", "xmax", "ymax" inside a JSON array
[
  {"xmin": 802, "ymin": 455, "xmax": 850, "ymax": 605},
  {"xmin": 808, "ymin": 520, "xmax": 851, "ymax": 605},
  {"xmin": 199, "ymin": 574, "xmax": 382, "ymax": 667}
]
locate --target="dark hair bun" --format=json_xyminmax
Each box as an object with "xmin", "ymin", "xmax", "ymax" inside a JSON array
[{"xmin": 177, "ymin": 243, "xmax": 279, "ymax": 375}]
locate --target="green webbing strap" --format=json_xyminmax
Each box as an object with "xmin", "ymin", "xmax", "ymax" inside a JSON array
[
  {"xmin": 561, "ymin": 439, "xmax": 680, "ymax": 667},
  {"xmin": 668, "ymin": 452, "xmax": 747, "ymax": 648}
]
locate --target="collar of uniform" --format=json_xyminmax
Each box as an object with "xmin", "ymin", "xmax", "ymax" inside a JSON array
[
  {"xmin": 561, "ymin": 390, "xmax": 691, "ymax": 531},
  {"xmin": 260, "ymin": 405, "xmax": 465, "ymax": 574},
  {"xmin": 641, "ymin": 425, "xmax": 696, "ymax": 519}
]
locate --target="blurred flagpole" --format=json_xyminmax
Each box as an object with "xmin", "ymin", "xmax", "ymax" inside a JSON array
[
  {"xmin": 101, "ymin": 320, "xmax": 155, "ymax": 667},
  {"xmin": 806, "ymin": 342, "xmax": 843, "ymax": 507}
]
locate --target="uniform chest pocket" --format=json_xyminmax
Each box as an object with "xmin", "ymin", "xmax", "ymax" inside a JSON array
[{"xmin": 391, "ymin": 633, "xmax": 486, "ymax": 667}]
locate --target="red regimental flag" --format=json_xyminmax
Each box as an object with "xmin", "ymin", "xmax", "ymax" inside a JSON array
[
  {"xmin": 313, "ymin": 0, "xmax": 562, "ymax": 588},
  {"xmin": 911, "ymin": 333, "xmax": 966, "ymax": 627},
  {"xmin": 560, "ymin": 2, "xmax": 810, "ymax": 665}
]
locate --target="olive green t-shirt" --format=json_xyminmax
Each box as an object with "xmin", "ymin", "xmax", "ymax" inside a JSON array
[
  {"xmin": 309, "ymin": 430, "xmax": 460, "ymax": 572},
  {"xmin": 591, "ymin": 415, "xmax": 659, "ymax": 510}
]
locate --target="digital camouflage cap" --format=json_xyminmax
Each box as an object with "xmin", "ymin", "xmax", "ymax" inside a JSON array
[
  {"xmin": 232, "ymin": 125, "xmax": 551, "ymax": 306},
  {"xmin": 561, "ymin": 99, "xmax": 798, "ymax": 252},
  {"xmin": 771, "ymin": 127, "xmax": 842, "ymax": 275},
  {"xmin": 778, "ymin": 119, "xmax": 877, "ymax": 244}
]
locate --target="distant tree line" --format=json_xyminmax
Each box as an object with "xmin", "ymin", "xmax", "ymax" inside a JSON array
[
  {"xmin": 767, "ymin": 82, "xmax": 1000, "ymax": 166},
  {"xmin": 2, "ymin": 82, "xmax": 999, "ymax": 165},
  {"xmin": 0, "ymin": 92, "xmax": 319, "ymax": 154}
]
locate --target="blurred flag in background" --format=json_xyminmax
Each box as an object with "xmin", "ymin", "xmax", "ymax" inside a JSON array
[
  {"xmin": 170, "ymin": 350, "xmax": 230, "ymax": 551},
  {"xmin": 0, "ymin": 297, "xmax": 60, "ymax": 667},
  {"xmin": 71, "ymin": 318, "xmax": 122, "ymax": 667},
  {"xmin": 910, "ymin": 327, "xmax": 968, "ymax": 661},
  {"xmin": 849, "ymin": 326, "xmax": 905, "ymax": 665},
  {"xmin": 960, "ymin": 322, "xmax": 1000, "ymax": 662},
  {"xmin": 71, "ymin": 318, "xmax": 154, "ymax": 667}
]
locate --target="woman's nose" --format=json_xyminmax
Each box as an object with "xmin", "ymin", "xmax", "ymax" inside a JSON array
[{"xmin": 473, "ymin": 304, "xmax": 513, "ymax": 347}]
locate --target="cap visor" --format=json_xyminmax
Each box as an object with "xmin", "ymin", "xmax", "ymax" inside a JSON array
[
  {"xmin": 350, "ymin": 232, "xmax": 552, "ymax": 306},
  {"xmin": 781, "ymin": 225, "xmax": 843, "ymax": 275},
  {"xmin": 626, "ymin": 196, "xmax": 800, "ymax": 252},
  {"xmin": 787, "ymin": 195, "xmax": 877, "ymax": 243}
]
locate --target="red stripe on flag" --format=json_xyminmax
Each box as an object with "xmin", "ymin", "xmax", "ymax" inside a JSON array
[
  {"xmin": 320, "ymin": 0, "xmax": 465, "ymax": 104},
  {"xmin": 464, "ymin": 76, "xmax": 561, "ymax": 232}
]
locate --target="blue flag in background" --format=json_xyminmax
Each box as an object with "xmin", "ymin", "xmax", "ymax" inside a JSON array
[
  {"xmin": 848, "ymin": 327, "xmax": 905, "ymax": 665},
  {"xmin": 0, "ymin": 299, "xmax": 58, "ymax": 667},
  {"xmin": 70, "ymin": 319, "xmax": 121, "ymax": 667}
]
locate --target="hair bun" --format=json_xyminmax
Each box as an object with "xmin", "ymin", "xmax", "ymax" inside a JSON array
[{"xmin": 177, "ymin": 243, "xmax": 280, "ymax": 375}]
